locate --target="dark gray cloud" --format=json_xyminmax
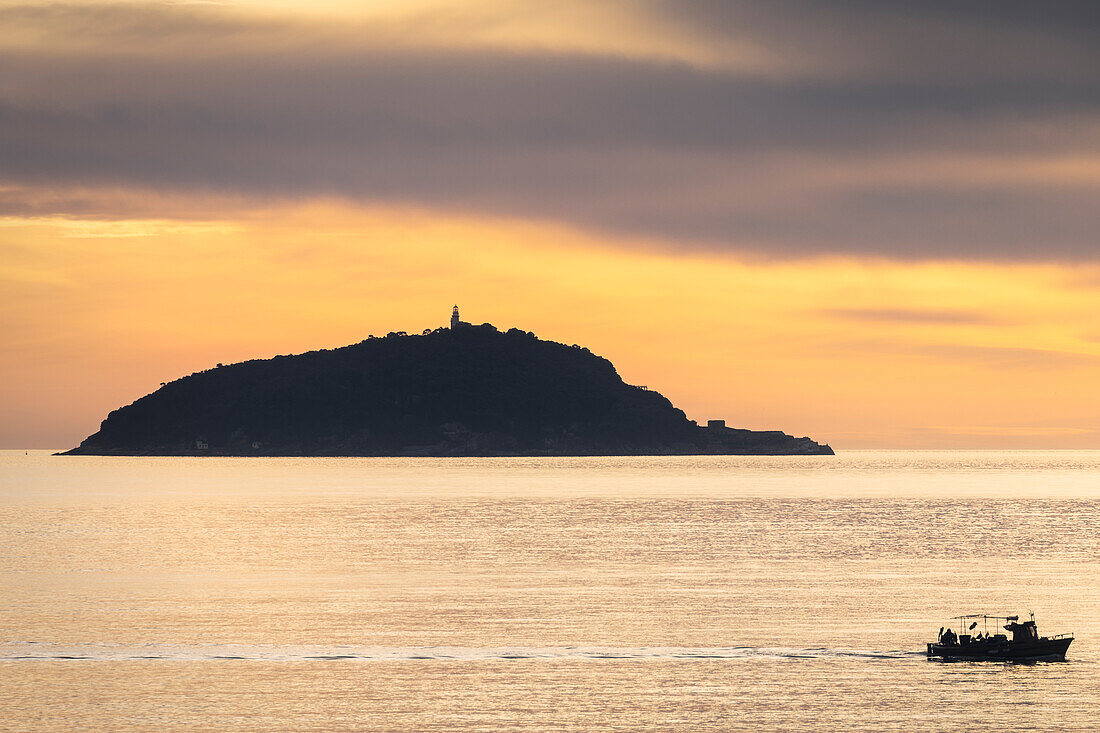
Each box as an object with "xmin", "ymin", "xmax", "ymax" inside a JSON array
[
  {"xmin": 644, "ymin": 0, "xmax": 1100, "ymax": 83},
  {"xmin": 0, "ymin": 2, "xmax": 1098, "ymax": 260}
]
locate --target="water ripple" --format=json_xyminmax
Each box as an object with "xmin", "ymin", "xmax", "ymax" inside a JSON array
[{"xmin": 0, "ymin": 643, "xmax": 927, "ymax": 663}]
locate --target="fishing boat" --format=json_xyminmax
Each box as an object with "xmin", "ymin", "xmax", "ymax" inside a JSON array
[{"xmin": 927, "ymin": 613, "xmax": 1073, "ymax": 662}]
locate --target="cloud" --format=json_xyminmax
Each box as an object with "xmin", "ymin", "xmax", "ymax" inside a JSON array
[
  {"xmin": 0, "ymin": 2, "xmax": 1097, "ymax": 260},
  {"xmin": 829, "ymin": 339, "xmax": 1100, "ymax": 369},
  {"xmin": 640, "ymin": 0, "xmax": 1100, "ymax": 83},
  {"xmin": 924, "ymin": 343, "xmax": 1100, "ymax": 368},
  {"xmin": 921, "ymin": 425, "xmax": 1097, "ymax": 437},
  {"xmin": 821, "ymin": 308, "xmax": 1001, "ymax": 325}
]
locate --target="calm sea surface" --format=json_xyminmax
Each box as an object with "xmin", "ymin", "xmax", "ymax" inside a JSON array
[{"xmin": 2, "ymin": 450, "xmax": 1099, "ymax": 731}]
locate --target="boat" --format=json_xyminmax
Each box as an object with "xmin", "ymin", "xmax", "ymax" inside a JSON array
[{"xmin": 927, "ymin": 613, "xmax": 1073, "ymax": 661}]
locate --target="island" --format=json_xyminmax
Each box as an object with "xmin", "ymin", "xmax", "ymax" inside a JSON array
[{"xmin": 62, "ymin": 309, "xmax": 833, "ymax": 456}]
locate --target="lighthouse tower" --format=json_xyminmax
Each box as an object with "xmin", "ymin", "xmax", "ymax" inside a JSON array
[{"xmin": 451, "ymin": 305, "xmax": 461, "ymax": 330}]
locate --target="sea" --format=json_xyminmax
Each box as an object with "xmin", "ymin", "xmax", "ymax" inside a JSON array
[{"xmin": 2, "ymin": 450, "xmax": 1099, "ymax": 731}]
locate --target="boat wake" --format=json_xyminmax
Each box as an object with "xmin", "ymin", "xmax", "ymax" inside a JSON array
[{"xmin": 0, "ymin": 642, "xmax": 924, "ymax": 663}]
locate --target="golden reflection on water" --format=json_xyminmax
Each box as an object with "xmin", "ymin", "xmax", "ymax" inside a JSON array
[{"xmin": 2, "ymin": 451, "xmax": 1099, "ymax": 731}]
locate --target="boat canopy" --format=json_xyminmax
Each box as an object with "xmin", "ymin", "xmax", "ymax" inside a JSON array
[{"xmin": 949, "ymin": 614, "xmax": 1019, "ymax": 621}]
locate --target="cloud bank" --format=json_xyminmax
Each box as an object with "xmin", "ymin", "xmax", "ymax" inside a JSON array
[{"xmin": 1, "ymin": 1, "xmax": 1097, "ymax": 259}]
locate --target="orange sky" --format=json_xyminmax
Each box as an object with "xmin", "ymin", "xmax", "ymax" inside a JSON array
[
  {"xmin": 2, "ymin": 1, "xmax": 1099, "ymax": 448},
  {"xmin": 3, "ymin": 196, "xmax": 1100, "ymax": 449}
]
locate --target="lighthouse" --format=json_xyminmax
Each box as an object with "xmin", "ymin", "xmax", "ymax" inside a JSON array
[{"xmin": 450, "ymin": 305, "xmax": 473, "ymax": 330}]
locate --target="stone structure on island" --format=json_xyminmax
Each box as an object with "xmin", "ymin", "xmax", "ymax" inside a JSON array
[{"xmin": 62, "ymin": 307, "xmax": 833, "ymax": 457}]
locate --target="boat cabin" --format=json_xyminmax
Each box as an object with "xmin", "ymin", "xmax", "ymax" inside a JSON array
[{"xmin": 1005, "ymin": 619, "xmax": 1039, "ymax": 642}]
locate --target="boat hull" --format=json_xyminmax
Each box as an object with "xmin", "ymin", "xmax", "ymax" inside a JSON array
[{"xmin": 927, "ymin": 637, "xmax": 1072, "ymax": 662}]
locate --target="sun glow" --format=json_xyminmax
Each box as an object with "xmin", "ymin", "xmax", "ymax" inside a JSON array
[{"xmin": 3, "ymin": 197, "xmax": 1100, "ymax": 449}]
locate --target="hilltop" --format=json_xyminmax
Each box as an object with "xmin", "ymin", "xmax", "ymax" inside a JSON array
[{"xmin": 62, "ymin": 323, "xmax": 833, "ymax": 456}]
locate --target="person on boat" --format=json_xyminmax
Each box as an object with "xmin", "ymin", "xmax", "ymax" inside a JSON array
[{"xmin": 940, "ymin": 628, "xmax": 957, "ymax": 645}]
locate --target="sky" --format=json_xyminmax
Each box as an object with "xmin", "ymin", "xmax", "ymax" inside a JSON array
[{"xmin": 2, "ymin": 0, "xmax": 1099, "ymax": 449}]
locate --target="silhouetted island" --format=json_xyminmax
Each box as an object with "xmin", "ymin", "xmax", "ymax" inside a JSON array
[{"xmin": 62, "ymin": 309, "xmax": 833, "ymax": 457}]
